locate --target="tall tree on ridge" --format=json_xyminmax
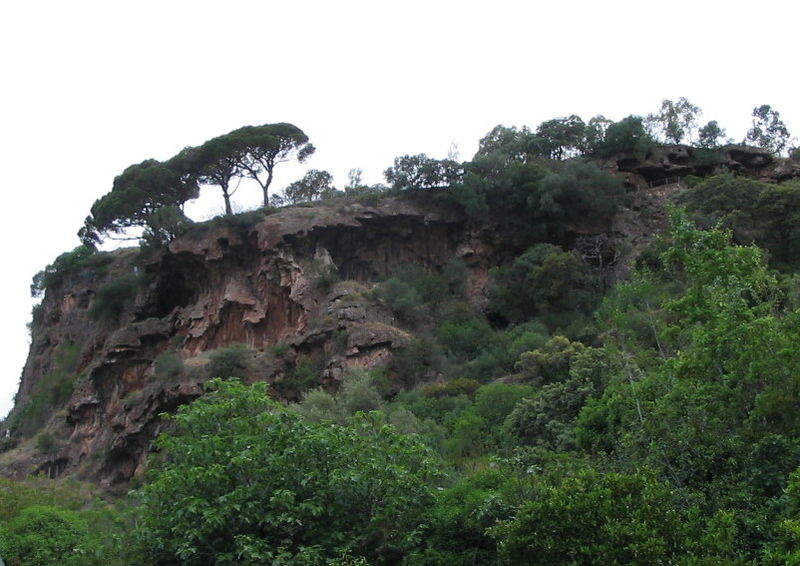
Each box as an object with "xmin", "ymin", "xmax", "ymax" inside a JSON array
[{"xmin": 228, "ymin": 123, "xmax": 315, "ymax": 207}]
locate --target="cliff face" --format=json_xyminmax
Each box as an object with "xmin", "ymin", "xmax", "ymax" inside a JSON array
[
  {"xmin": 3, "ymin": 147, "xmax": 796, "ymax": 490},
  {"xmin": 2, "ymin": 197, "xmax": 529, "ymax": 489}
]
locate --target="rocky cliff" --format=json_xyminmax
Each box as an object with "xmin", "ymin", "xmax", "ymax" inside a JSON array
[
  {"xmin": 2, "ymin": 197, "xmax": 527, "ymax": 490},
  {"xmin": 2, "ymin": 146, "xmax": 796, "ymax": 491}
]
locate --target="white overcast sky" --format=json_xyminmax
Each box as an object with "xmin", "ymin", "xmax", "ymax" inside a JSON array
[{"xmin": 0, "ymin": 0, "xmax": 797, "ymax": 417}]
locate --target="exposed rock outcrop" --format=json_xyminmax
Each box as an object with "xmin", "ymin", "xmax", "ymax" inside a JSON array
[
  {"xmin": 607, "ymin": 143, "xmax": 798, "ymax": 185},
  {"xmin": 4, "ymin": 145, "xmax": 797, "ymax": 490},
  {"xmin": 1, "ymin": 197, "xmax": 509, "ymax": 489}
]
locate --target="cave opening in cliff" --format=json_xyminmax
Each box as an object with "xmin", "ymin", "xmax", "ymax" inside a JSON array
[{"xmin": 143, "ymin": 256, "xmax": 204, "ymax": 319}]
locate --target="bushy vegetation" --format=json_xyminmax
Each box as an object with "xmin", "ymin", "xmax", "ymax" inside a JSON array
[
  {"xmin": 678, "ymin": 173, "xmax": 800, "ymax": 266},
  {"xmin": 152, "ymin": 352, "xmax": 185, "ymax": 381},
  {"xmin": 9, "ymin": 342, "xmax": 81, "ymax": 438},
  {"xmin": 128, "ymin": 214, "xmax": 800, "ymax": 563},
  {"xmin": 12, "ymin": 102, "xmax": 800, "ymax": 565},
  {"xmin": 30, "ymin": 246, "xmax": 113, "ymax": 298},
  {"xmin": 206, "ymin": 342, "xmax": 251, "ymax": 378},
  {"xmin": 0, "ymin": 477, "xmax": 128, "ymax": 566},
  {"xmin": 131, "ymin": 380, "xmax": 440, "ymax": 565},
  {"xmin": 88, "ymin": 273, "xmax": 143, "ymax": 322}
]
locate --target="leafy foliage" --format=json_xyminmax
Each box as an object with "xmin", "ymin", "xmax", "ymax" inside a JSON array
[
  {"xmin": 489, "ymin": 243, "xmax": 600, "ymax": 329},
  {"xmin": 491, "ymin": 469, "xmax": 686, "ymax": 565},
  {"xmin": 83, "ymin": 156, "xmax": 198, "ymax": 244},
  {"xmin": 697, "ymin": 119, "xmax": 727, "ymax": 148},
  {"xmin": 284, "ymin": 169, "xmax": 337, "ymax": 204},
  {"xmin": 384, "ymin": 154, "xmax": 462, "ymax": 191},
  {"xmin": 0, "ymin": 505, "xmax": 101, "ymax": 566},
  {"xmin": 0, "ymin": 478, "xmax": 127, "ymax": 566},
  {"xmin": 225, "ymin": 123, "xmax": 315, "ymax": 207},
  {"xmin": 207, "ymin": 342, "xmax": 251, "ymax": 378},
  {"xmin": 132, "ymin": 380, "xmax": 441, "ymax": 565},
  {"xmin": 747, "ymin": 104, "xmax": 791, "ymax": 155},
  {"xmin": 30, "ymin": 246, "xmax": 112, "ymax": 298},
  {"xmin": 88, "ymin": 273, "xmax": 143, "ymax": 322},
  {"xmin": 594, "ymin": 115, "xmax": 656, "ymax": 158},
  {"xmin": 679, "ymin": 174, "xmax": 800, "ymax": 266},
  {"xmin": 645, "ymin": 97, "xmax": 702, "ymax": 144}
]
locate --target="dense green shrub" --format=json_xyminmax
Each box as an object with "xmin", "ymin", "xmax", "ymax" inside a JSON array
[
  {"xmin": 489, "ymin": 243, "xmax": 600, "ymax": 329},
  {"xmin": 296, "ymin": 370, "xmax": 386, "ymax": 424},
  {"xmin": 473, "ymin": 383, "xmax": 535, "ymax": 428},
  {"xmin": 0, "ymin": 505, "xmax": 101, "ymax": 566},
  {"xmin": 593, "ymin": 115, "xmax": 656, "ymax": 159},
  {"xmin": 407, "ymin": 468, "xmax": 513, "ymax": 565},
  {"xmin": 676, "ymin": 173, "xmax": 767, "ymax": 237},
  {"xmin": 88, "ymin": 273, "xmax": 143, "ymax": 322},
  {"xmin": 420, "ymin": 378, "xmax": 481, "ymax": 399},
  {"xmin": 435, "ymin": 302, "xmax": 499, "ymax": 361},
  {"xmin": 278, "ymin": 354, "xmax": 321, "ymax": 396},
  {"xmin": 490, "ymin": 469, "xmax": 687, "ymax": 565},
  {"xmin": 373, "ymin": 277, "xmax": 424, "ymax": 321},
  {"xmin": 153, "ymin": 352, "xmax": 184, "ymax": 381},
  {"xmin": 391, "ymin": 337, "xmax": 446, "ymax": 387},
  {"xmin": 515, "ymin": 335, "xmax": 588, "ymax": 386},
  {"xmin": 131, "ymin": 380, "xmax": 441, "ymax": 565},
  {"xmin": 373, "ymin": 264, "xmax": 449, "ymax": 322},
  {"xmin": 207, "ymin": 342, "xmax": 251, "ymax": 378},
  {"xmin": 30, "ymin": 247, "xmax": 113, "ymax": 298}
]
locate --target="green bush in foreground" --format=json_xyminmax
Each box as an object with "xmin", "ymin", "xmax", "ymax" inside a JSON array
[
  {"xmin": 131, "ymin": 380, "xmax": 441, "ymax": 565},
  {"xmin": 0, "ymin": 505, "xmax": 101, "ymax": 566}
]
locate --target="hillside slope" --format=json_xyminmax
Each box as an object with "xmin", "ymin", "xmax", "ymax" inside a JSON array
[{"xmin": 1, "ymin": 144, "xmax": 794, "ymax": 490}]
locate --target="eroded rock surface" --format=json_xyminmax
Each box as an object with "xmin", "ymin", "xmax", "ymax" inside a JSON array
[
  {"xmin": 5, "ymin": 147, "xmax": 797, "ymax": 489},
  {"xmin": 1, "ymin": 198, "xmax": 496, "ymax": 489}
]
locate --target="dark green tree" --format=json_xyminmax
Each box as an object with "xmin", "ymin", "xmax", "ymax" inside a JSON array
[
  {"xmin": 0, "ymin": 505, "xmax": 101, "ymax": 566},
  {"xmin": 488, "ymin": 243, "xmax": 600, "ymax": 328},
  {"xmin": 533, "ymin": 114, "xmax": 586, "ymax": 159},
  {"xmin": 581, "ymin": 114, "xmax": 613, "ymax": 154},
  {"xmin": 490, "ymin": 469, "xmax": 687, "ymax": 565},
  {"xmin": 284, "ymin": 169, "xmax": 337, "ymax": 204},
  {"xmin": 756, "ymin": 181, "xmax": 800, "ymax": 262},
  {"xmin": 594, "ymin": 115, "xmax": 656, "ymax": 158},
  {"xmin": 474, "ymin": 124, "xmax": 530, "ymax": 161},
  {"xmin": 193, "ymin": 136, "xmax": 243, "ymax": 216},
  {"xmin": 84, "ymin": 157, "xmax": 198, "ymax": 242},
  {"xmin": 384, "ymin": 154, "xmax": 462, "ymax": 190},
  {"xmin": 677, "ymin": 172, "xmax": 767, "ymax": 238}
]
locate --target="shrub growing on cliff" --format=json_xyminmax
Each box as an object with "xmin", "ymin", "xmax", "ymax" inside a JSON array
[
  {"xmin": 153, "ymin": 352, "xmax": 184, "ymax": 381},
  {"xmin": 30, "ymin": 246, "xmax": 113, "ymax": 298},
  {"xmin": 207, "ymin": 342, "xmax": 251, "ymax": 378},
  {"xmin": 276, "ymin": 354, "xmax": 321, "ymax": 397},
  {"xmin": 131, "ymin": 380, "xmax": 441, "ymax": 565},
  {"xmin": 88, "ymin": 273, "xmax": 144, "ymax": 322},
  {"xmin": 11, "ymin": 342, "xmax": 81, "ymax": 437}
]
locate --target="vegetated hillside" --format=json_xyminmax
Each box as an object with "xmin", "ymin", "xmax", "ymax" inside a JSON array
[{"xmin": 3, "ymin": 127, "xmax": 800, "ymax": 565}]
